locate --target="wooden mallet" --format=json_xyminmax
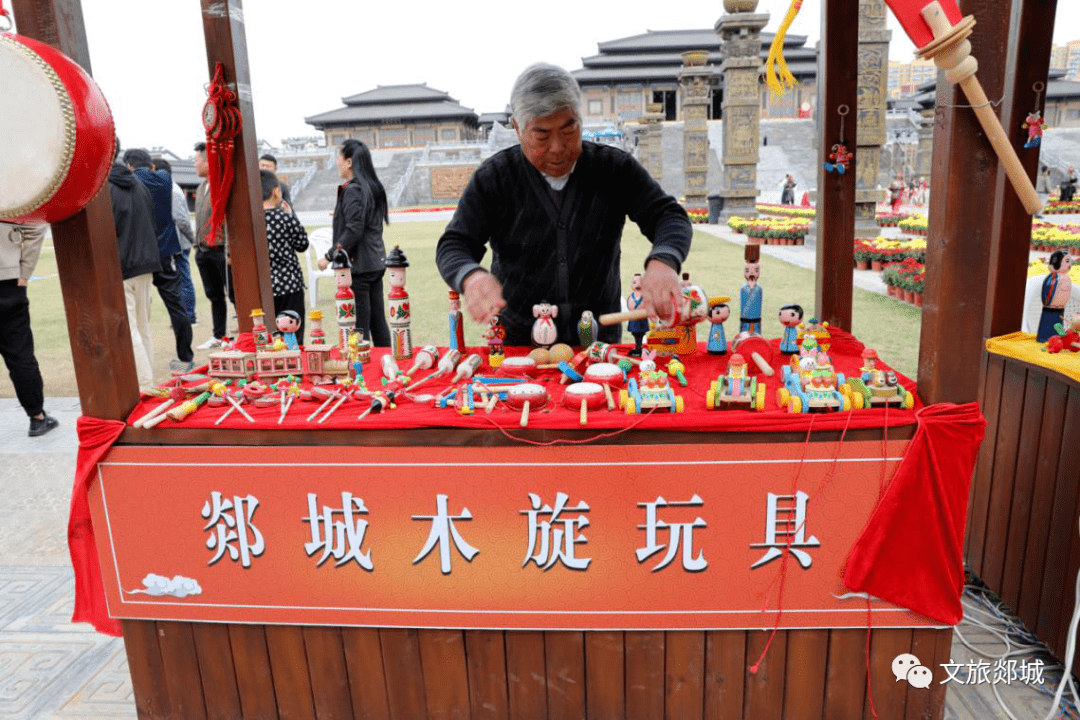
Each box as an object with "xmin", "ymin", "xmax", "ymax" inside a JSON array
[
  {"xmin": 731, "ymin": 331, "xmax": 776, "ymax": 377},
  {"xmin": 599, "ymin": 283, "xmax": 710, "ymax": 330}
]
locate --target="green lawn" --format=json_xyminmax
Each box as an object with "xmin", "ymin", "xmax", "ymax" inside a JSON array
[{"xmin": 8, "ymin": 221, "xmax": 921, "ymax": 399}]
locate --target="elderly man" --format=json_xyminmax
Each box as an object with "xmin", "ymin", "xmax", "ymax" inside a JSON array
[{"xmin": 436, "ymin": 63, "xmax": 691, "ymax": 346}]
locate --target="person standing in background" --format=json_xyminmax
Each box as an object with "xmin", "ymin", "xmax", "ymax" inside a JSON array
[
  {"xmin": 151, "ymin": 156, "xmax": 197, "ymax": 325},
  {"xmin": 193, "ymin": 141, "xmax": 231, "ymax": 350},
  {"xmin": 0, "ymin": 222, "xmax": 60, "ymax": 436}
]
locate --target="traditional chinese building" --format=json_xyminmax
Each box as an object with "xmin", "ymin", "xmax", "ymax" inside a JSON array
[
  {"xmin": 305, "ymin": 84, "xmax": 480, "ymax": 149},
  {"xmin": 571, "ymin": 28, "xmax": 818, "ymax": 124}
]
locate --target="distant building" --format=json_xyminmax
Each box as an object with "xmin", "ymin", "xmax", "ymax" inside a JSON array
[
  {"xmin": 305, "ymin": 84, "xmax": 479, "ymax": 149},
  {"xmin": 888, "ymin": 58, "xmax": 937, "ymax": 99},
  {"xmin": 1051, "ymin": 40, "xmax": 1080, "ymax": 80},
  {"xmin": 570, "ymin": 28, "xmax": 818, "ymax": 124},
  {"xmin": 907, "ymin": 69, "xmax": 1080, "ymax": 128}
]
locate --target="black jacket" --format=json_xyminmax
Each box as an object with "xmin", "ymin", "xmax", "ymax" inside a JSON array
[
  {"xmin": 329, "ymin": 178, "xmax": 386, "ymax": 275},
  {"xmin": 108, "ymin": 164, "xmax": 161, "ymax": 280},
  {"xmin": 436, "ymin": 142, "xmax": 692, "ymax": 345}
]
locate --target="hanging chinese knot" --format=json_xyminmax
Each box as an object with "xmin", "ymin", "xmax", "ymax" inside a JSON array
[{"xmin": 201, "ymin": 62, "xmax": 242, "ymax": 246}]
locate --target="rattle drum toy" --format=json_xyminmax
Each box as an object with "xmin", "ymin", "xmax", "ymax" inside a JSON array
[
  {"xmin": 562, "ymin": 382, "xmax": 608, "ymax": 426},
  {"xmin": 505, "ymin": 383, "xmax": 550, "ymax": 428}
]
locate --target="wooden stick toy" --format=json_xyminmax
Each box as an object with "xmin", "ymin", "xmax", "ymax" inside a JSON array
[
  {"xmin": 883, "ymin": 0, "xmax": 1040, "ymax": 213},
  {"xmin": 405, "ymin": 349, "xmax": 461, "ymax": 393},
  {"xmin": 132, "ymin": 386, "xmax": 187, "ymax": 428},
  {"xmin": 730, "ymin": 331, "xmax": 776, "ymax": 377},
  {"xmin": 161, "ymin": 389, "xmax": 212, "ymax": 424},
  {"xmin": 451, "ymin": 353, "xmax": 483, "ymax": 382},
  {"xmin": 505, "ymin": 383, "xmax": 550, "ymax": 428},
  {"xmin": 381, "ymin": 354, "xmax": 402, "ymax": 382},
  {"xmin": 667, "ymin": 357, "xmax": 688, "ymax": 387},
  {"xmin": 563, "ymin": 382, "xmax": 608, "ymax": 426},
  {"xmin": 358, "ymin": 393, "xmax": 387, "ymax": 421},
  {"xmin": 318, "ymin": 391, "xmax": 351, "ymax": 424},
  {"xmin": 405, "ymin": 345, "xmax": 440, "ymax": 376},
  {"xmin": 599, "ymin": 284, "xmax": 709, "ymax": 330}
]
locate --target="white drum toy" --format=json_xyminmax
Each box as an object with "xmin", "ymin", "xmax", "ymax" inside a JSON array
[
  {"xmin": 562, "ymin": 382, "xmax": 607, "ymax": 426},
  {"xmin": 497, "ymin": 355, "xmax": 539, "ymax": 377},
  {"xmin": 583, "ymin": 362, "xmax": 625, "ymax": 410},
  {"xmin": 505, "ymin": 383, "xmax": 549, "ymax": 428},
  {"xmin": 0, "ymin": 33, "xmax": 115, "ymax": 223}
]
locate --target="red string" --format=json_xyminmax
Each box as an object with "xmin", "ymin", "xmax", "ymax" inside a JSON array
[
  {"xmin": 878, "ymin": 402, "xmax": 890, "ymax": 500},
  {"xmin": 750, "ymin": 414, "xmax": 816, "ymax": 674},
  {"xmin": 865, "ymin": 597, "xmax": 879, "ymax": 718},
  {"xmin": 477, "ymin": 406, "xmax": 658, "ymax": 446}
]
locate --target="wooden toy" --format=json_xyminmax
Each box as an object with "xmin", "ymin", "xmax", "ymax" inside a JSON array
[
  {"xmin": 385, "ymin": 245, "xmax": 412, "ymax": 360},
  {"xmin": 250, "ymin": 308, "xmax": 270, "ymax": 351},
  {"xmin": 583, "ymin": 362, "xmax": 625, "ymax": 410},
  {"xmin": 626, "ymin": 272, "xmax": 649, "ymax": 356},
  {"xmin": 276, "ymin": 310, "xmax": 301, "ymax": 350},
  {"xmin": 739, "ymin": 245, "xmax": 763, "ymax": 334},
  {"xmin": 563, "ymin": 382, "xmax": 607, "ymax": 426},
  {"xmin": 707, "ymin": 297, "xmax": 730, "ymax": 355},
  {"xmin": 583, "ymin": 341, "xmax": 642, "ymax": 367},
  {"xmin": 548, "ymin": 343, "xmax": 574, "ymax": 365},
  {"xmin": 528, "ymin": 347, "xmax": 551, "ymax": 365},
  {"xmin": 730, "ymin": 331, "xmax": 776, "ymax": 377},
  {"xmin": 1038, "ymin": 252, "xmax": 1073, "ymax": 342},
  {"xmin": 558, "ymin": 361, "xmax": 584, "ymax": 383},
  {"xmin": 212, "ymin": 380, "xmax": 254, "ymax": 423},
  {"xmin": 485, "ymin": 314, "xmax": 506, "ymax": 368},
  {"xmin": 601, "ymin": 283, "xmax": 709, "ymax": 331},
  {"xmin": 308, "ymin": 309, "xmax": 326, "ymax": 345},
  {"xmin": 778, "ymin": 305, "xmax": 804, "ymax": 354},
  {"xmin": 532, "ymin": 302, "xmax": 558, "ymax": 348},
  {"xmin": 619, "ymin": 369, "xmax": 684, "ymax": 415},
  {"xmin": 318, "ymin": 390, "xmax": 352, "ymax": 424},
  {"xmin": 706, "ymin": 353, "xmax": 766, "ymax": 411},
  {"xmin": 843, "ymin": 369, "xmax": 915, "ymax": 410},
  {"xmin": 404, "ymin": 349, "xmax": 462, "ymax": 393},
  {"xmin": 208, "ymin": 349, "xmax": 257, "ymax": 381},
  {"xmin": 577, "ymin": 310, "xmax": 596, "ymax": 348},
  {"xmin": 777, "ymin": 354, "xmax": 851, "ymax": 413},
  {"xmin": 505, "ymin": 383, "xmax": 550, "ymax": 427},
  {"xmin": 452, "ymin": 353, "xmax": 483, "ymax": 382},
  {"xmin": 332, "ymin": 247, "xmax": 355, "ymax": 351},
  {"xmin": 255, "ymin": 348, "xmax": 303, "ymax": 380},
  {"xmin": 448, "ymin": 290, "xmax": 465, "ymax": 352},
  {"xmin": 307, "ymin": 388, "xmax": 343, "ymax": 422},
  {"xmin": 406, "ymin": 345, "xmax": 440, "ymax": 376},
  {"xmin": 132, "ymin": 387, "xmax": 186, "ymax": 428},
  {"xmin": 357, "ymin": 393, "xmax": 387, "ymax": 421},
  {"xmin": 883, "ymin": 0, "xmax": 1040, "ymax": 214},
  {"xmin": 666, "ymin": 357, "xmax": 688, "ymax": 387},
  {"xmin": 497, "ymin": 355, "xmax": 539, "ymax": 377},
  {"xmin": 796, "ymin": 317, "xmax": 832, "ymax": 353},
  {"xmin": 159, "ymin": 389, "xmax": 212, "ymax": 424},
  {"xmin": 381, "ymin": 354, "xmax": 402, "ymax": 382}
]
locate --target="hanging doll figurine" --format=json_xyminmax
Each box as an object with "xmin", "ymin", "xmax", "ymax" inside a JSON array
[
  {"xmin": 1022, "ymin": 110, "xmax": 1046, "ymax": 149},
  {"xmin": 823, "ymin": 143, "xmax": 852, "ymax": 175}
]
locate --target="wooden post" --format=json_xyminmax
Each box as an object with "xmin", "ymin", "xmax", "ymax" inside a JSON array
[
  {"xmin": 9, "ymin": 0, "xmax": 138, "ymax": 420},
  {"xmin": 984, "ymin": 0, "xmax": 1058, "ymax": 338},
  {"xmin": 917, "ymin": 0, "xmax": 1013, "ymax": 404},
  {"xmin": 199, "ymin": 0, "xmax": 275, "ymax": 335},
  {"xmin": 814, "ymin": 0, "xmax": 859, "ymax": 331}
]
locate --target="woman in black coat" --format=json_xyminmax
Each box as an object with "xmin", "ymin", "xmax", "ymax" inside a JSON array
[{"xmin": 322, "ymin": 139, "xmax": 391, "ymax": 346}]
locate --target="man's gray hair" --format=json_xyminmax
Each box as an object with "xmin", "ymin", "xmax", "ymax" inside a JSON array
[{"xmin": 511, "ymin": 63, "xmax": 582, "ymax": 130}]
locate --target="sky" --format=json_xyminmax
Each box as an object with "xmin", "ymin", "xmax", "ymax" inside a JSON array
[{"xmin": 10, "ymin": 1, "xmax": 1080, "ymax": 156}]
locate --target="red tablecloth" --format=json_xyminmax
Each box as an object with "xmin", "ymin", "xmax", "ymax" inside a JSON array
[{"xmin": 126, "ymin": 328, "xmax": 920, "ymax": 434}]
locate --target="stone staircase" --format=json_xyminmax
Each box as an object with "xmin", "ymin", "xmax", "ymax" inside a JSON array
[{"xmin": 292, "ymin": 149, "xmax": 422, "ymax": 212}]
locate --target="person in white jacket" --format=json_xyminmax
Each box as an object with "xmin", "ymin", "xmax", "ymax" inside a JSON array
[{"xmin": 0, "ymin": 222, "xmax": 58, "ymax": 436}]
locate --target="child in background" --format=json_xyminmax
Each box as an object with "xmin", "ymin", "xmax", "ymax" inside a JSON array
[{"xmin": 261, "ymin": 169, "xmax": 309, "ymax": 344}]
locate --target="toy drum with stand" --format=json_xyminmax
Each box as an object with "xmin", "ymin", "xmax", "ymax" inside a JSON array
[
  {"xmin": 583, "ymin": 362, "xmax": 625, "ymax": 410},
  {"xmin": 498, "ymin": 355, "xmax": 539, "ymax": 378},
  {"xmin": 505, "ymin": 383, "xmax": 549, "ymax": 427},
  {"xmin": 0, "ymin": 33, "xmax": 115, "ymax": 223},
  {"xmin": 562, "ymin": 382, "xmax": 607, "ymax": 426}
]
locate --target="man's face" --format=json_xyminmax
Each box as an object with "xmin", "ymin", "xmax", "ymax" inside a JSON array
[
  {"xmin": 515, "ymin": 107, "xmax": 582, "ymax": 178},
  {"xmin": 194, "ymin": 151, "xmax": 208, "ymax": 178},
  {"xmin": 744, "ymin": 262, "xmax": 759, "ymax": 284},
  {"xmin": 259, "ymin": 159, "xmax": 276, "ymax": 172}
]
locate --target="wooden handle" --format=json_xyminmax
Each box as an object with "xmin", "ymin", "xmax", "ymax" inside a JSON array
[
  {"xmin": 520, "ymin": 401, "xmax": 530, "ymax": 428},
  {"xmin": 580, "ymin": 401, "xmax": 588, "ymax": 426},
  {"xmin": 133, "ymin": 399, "xmax": 174, "ymax": 428},
  {"xmin": 751, "ymin": 352, "xmax": 775, "ymax": 377},
  {"xmin": 143, "ymin": 411, "xmax": 169, "ymax": 429},
  {"xmin": 959, "ymin": 76, "xmax": 1042, "ymax": 215},
  {"xmin": 600, "ymin": 309, "xmax": 647, "ymax": 325},
  {"xmin": 603, "ymin": 384, "xmax": 614, "ymax": 410}
]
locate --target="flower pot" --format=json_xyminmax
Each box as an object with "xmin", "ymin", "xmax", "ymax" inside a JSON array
[
  {"xmin": 681, "ymin": 50, "xmax": 710, "ymax": 67},
  {"xmin": 724, "ymin": 0, "xmax": 759, "ymax": 12},
  {"xmin": 904, "ymin": 290, "xmax": 914, "ymax": 304},
  {"xmin": 914, "ymin": 293, "xmax": 923, "ymax": 307},
  {"xmin": 857, "ymin": 260, "xmax": 870, "ymax": 271},
  {"xmin": 888, "ymin": 285, "xmax": 897, "ymax": 297},
  {"xmin": 871, "ymin": 260, "xmax": 883, "ymax": 272}
]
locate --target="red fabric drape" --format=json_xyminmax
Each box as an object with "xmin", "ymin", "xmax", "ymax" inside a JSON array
[
  {"xmin": 843, "ymin": 402, "xmax": 986, "ymax": 625},
  {"xmin": 68, "ymin": 416, "xmax": 126, "ymax": 636}
]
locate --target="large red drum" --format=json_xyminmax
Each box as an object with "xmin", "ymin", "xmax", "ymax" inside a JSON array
[{"xmin": 0, "ymin": 33, "xmax": 114, "ymax": 224}]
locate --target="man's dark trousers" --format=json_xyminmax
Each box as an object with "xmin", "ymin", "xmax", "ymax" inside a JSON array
[
  {"xmin": 195, "ymin": 245, "xmax": 229, "ymax": 340},
  {"xmin": 0, "ymin": 280, "xmax": 44, "ymax": 417},
  {"xmin": 154, "ymin": 254, "xmax": 194, "ymax": 363}
]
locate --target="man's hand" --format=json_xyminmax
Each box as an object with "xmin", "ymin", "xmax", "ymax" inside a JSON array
[
  {"xmin": 317, "ymin": 257, "xmax": 329, "ymax": 271},
  {"xmin": 461, "ymin": 270, "xmax": 506, "ymax": 323},
  {"xmin": 17, "ymin": 278, "xmax": 27, "ymax": 287},
  {"xmin": 640, "ymin": 259, "xmax": 681, "ymax": 324}
]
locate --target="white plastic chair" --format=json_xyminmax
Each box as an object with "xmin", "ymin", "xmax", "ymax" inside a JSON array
[{"xmin": 305, "ymin": 227, "xmax": 334, "ymax": 307}]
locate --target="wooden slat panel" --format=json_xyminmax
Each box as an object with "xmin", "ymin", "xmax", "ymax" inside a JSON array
[
  {"xmin": 122, "ymin": 619, "xmax": 171, "ymax": 719},
  {"xmin": 1017, "ymin": 375, "xmax": 1069, "ymax": 627},
  {"xmin": 967, "ymin": 352, "xmax": 1006, "ymax": 570},
  {"xmin": 704, "ymin": 631, "xmax": 745, "ymax": 720},
  {"xmin": 980, "ymin": 361, "xmax": 1028, "ymax": 591},
  {"xmin": 585, "ymin": 631, "xmax": 625, "ymax": 720},
  {"xmin": 1037, "ymin": 387, "xmax": 1080, "ymax": 646},
  {"xmin": 192, "ymin": 622, "xmax": 242, "ymax": 720},
  {"xmin": 1057, "ymin": 494, "xmax": 1080, "ymax": 662},
  {"xmin": 417, "ymin": 630, "xmax": 471, "ymax": 720},
  {"xmin": 341, "ymin": 628, "xmax": 391, "ymax": 720},
  {"xmin": 744, "ymin": 630, "xmax": 787, "ymax": 718},
  {"xmin": 303, "ymin": 626, "xmax": 355, "ymax": 720},
  {"xmin": 156, "ymin": 621, "xmax": 208, "ymax": 720},
  {"xmin": 505, "ymin": 631, "xmax": 548, "ymax": 720},
  {"xmin": 864, "ymin": 628, "xmax": 912, "ymax": 720},
  {"xmin": 904, "ymin": 629, "xmax": 951, "ymax": 720},
  {"xmin": 228, "ymin": 624, "xmax": 280, "ymax": 720},
  {"xmin": 1000, "ymin": 371, "xmax": 1047, "ymax": 610},
  {"xmin": 544, "ymin": 631, "xmax": 586, "ymax": 720},
  {"xmin": 379, "ymin": 629, "xmax": 428, "ymax": 720},
  {"xmin": 625, "ymin": 631, "xmax": 665, "ymax": 720},
  {"xmin": 822, "ymin": 629, "xmax": 865, "ymax": 720},
  {"xmin": 465, "ymin": 630, "xmax": 509, "ymax": 720},
  {"xmin": 265, "ymin": 625, "xmax": 317, "ymax": 720},
  {"xmin": 782, "ymin": 629, "xmax": 827, "ymax": 720},
  {"xmin": 665, "ymin": 631, "xmax": 705, "ymax": 720}
]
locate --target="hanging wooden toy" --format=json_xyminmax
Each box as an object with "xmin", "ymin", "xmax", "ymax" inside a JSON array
[
  {"xmin": 883, "ymin": 0, "xmax": 1040, "ymax": 214},
  {"xmin": 823, "ymin": 106, "xmax": 852, "ymax": 175},
  {"xmin": 0, "ymin": 29, "xmax": 114, "ymax": 223},
  {"xmin": 201, "ymin": 62, "xmax": 243, "ymax": 244},
  {"xmin": 1022, "ymin": 82, "xmax": 1047, "ymax": 149}
]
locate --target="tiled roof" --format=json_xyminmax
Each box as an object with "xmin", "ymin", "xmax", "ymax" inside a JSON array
[
  {"xmin": 305, "ymin": 99, "xmax": 478, "ymax": 128},
  {"xmin": 341, "ymin": 83, "xmax": 455, "ymax": 105},
  {"xmin": 596, "ymin": 28, "xmax": 807, "ymax": 53}
]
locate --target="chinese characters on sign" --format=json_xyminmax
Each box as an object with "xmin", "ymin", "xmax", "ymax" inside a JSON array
[
  {"xmin": 203, "ymin": 489, "xmax": 819, "ymax": 575},
  {"xmin": 939, "ymin": 659, "xmax": 1045, "ymax": 686}
]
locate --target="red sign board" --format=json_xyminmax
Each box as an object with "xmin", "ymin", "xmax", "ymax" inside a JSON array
[{"xmin": 89, "ymin": 442, "xmax": 939, "ymax": 630}]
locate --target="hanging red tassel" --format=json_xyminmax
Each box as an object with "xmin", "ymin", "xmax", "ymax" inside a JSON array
[{"xmin": 202, "ymin": 62, "xmax": 242, "ymax": 247}]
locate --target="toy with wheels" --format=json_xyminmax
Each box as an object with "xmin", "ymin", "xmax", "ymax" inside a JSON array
[
  {"xmin": 779, "ymin": 363, "xmax": 850, "ymax": 413},
  {"xmin": 705, "ymin": 353, "xmax": 767, "ymax": 411},
  {"xmin": 620, "ymin": 375, "xmax": 684, "ymax": 414},
  {"xmin": 844, "ymin": 369, "xmax": 914, "ymax": 410}
]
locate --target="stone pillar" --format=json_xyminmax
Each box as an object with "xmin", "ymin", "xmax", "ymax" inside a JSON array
[
  {"xmin": 716, "ymin": 3, "xmax": 769, "ymax": 220},
  {"xmin": 679, "ymin": 50, "xmax": 712, "ymax": 211},
  {"xmin": 916, "ymin": 107, "xmax": 934, "ymax": 182},
  {"xmin": 636, "ymin": 102, "xmax": 665, "ymax": 182},
  {"xmin": 855, "ymin": 0, "xmax": 891, "ymax": 233}
]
